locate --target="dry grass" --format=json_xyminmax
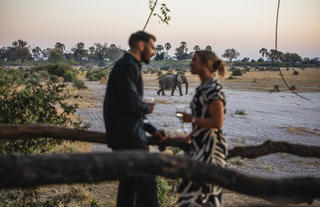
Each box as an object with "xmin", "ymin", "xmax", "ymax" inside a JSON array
[
  {"xmin": 221, "ymin": 68, "xmax": 320, "ymax": 92},
  {"xmin": 143, "ymin": 68, "xmax": 320, "ymax": 92}
]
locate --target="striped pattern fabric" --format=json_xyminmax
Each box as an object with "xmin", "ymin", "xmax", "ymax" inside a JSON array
[{"xmin": 177, "ymin": 78, "xmax": 228, "ymax": 207}]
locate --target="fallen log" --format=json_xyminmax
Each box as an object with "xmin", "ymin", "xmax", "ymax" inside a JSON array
[
  {"xmin": 0, "ymin": 151, "xmax": 319, "ymax": 204},
  {"xmin": 1, "ymin": 124, "xmax": 320, "ymax": 159}
]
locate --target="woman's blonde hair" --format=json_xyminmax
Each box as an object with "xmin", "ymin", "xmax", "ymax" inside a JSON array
[{"xmin": 195, "ymin": 50, "xmax": 226, "ymax": 78}]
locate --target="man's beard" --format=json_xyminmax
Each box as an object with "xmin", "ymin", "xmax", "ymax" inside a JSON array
[{"xmin": 141, "ymin": 48, "xmax": 150, "ymax": 64}]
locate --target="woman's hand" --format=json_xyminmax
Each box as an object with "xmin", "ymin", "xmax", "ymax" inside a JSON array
[
  {"xmin": 171, "ymin": 136, "xmax": 191, "ymax": 143},
  {"xmin": 181, "ymin": 113, "xmax": 193, "ymax": 123}
]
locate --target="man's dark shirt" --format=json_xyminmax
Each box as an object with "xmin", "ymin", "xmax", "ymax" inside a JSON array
[{"xmin": 103, "ymin": 53, "xmax": 156, "ymax": 150}]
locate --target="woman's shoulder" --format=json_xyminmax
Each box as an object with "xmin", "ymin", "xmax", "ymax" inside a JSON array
[{"xmin": 204, "ymin": 78, "xmax": 223, "ymax": 92}]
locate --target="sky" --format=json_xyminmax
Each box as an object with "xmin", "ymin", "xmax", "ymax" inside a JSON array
[{"xmin": 0, "ymin": 0, "xmax": 319, "ymax": 59}]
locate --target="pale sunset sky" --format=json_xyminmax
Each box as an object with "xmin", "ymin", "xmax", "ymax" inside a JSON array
[{"xmin": 1, "ymin": 0, "xmax": 319, "ymax": 59}]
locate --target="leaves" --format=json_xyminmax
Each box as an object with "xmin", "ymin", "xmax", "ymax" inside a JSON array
[{"xmin": 0, "ymin": 68, "xmax": 89, "ymax": 154}]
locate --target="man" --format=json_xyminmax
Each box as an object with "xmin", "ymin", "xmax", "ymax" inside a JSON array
[{"xmin": 103, "ymin": 31, "xmax": 164, "ymax": 207}]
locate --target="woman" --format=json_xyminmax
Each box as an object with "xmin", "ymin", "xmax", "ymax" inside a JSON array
[{"xmin": 175, "ymin": 50, "xmax": 227, "ymax": 207}]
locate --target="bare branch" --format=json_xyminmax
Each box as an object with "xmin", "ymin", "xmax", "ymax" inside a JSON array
[
  {"xmin": 143, "ymin": 0, "xmax": 159, "ymax": 31},
  {"xmin": 274, "ymin": 0, "xmax": 310, "ymax": 101},
  {"xmin": 1, "ymin": 124, "xmax": 320, "ymax": 159}
]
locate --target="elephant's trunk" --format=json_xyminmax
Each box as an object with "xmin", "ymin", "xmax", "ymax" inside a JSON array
[{"xmin": 185, "ymin": 81, "xmax": 188, "ymax": 94}]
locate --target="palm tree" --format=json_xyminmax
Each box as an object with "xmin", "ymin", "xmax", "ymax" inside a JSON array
[
  {"xmin": 55, "ymin": 42, "xmax": 65, "ymax": 54},
  {"xmin": 259, "ymin": 48, "xmax": 268, "ymax": 61},
  {"xmin": 155, "ymin": 44, "xmax": 164, "ymax": 54},
  {"xmin": 32, "ymin": 46, "xmax": 42, "ymax": 60},
  {"xmin": 205, "ymin": 45, "xmax": 212, "ymax": 51},
  {"xmin": 164, "ymin": 42, "xmax": 171, "ymax": 58},
  {"xmin": 110, "ymin": 44, "xmax": 117, "ymax": 50},
  {"xmin": 180, "ymin": 41, "xmax": 188, "ymax": 53},
  {"xmin": 193, "ymin": 45, "xmax": 200, "ymax": 51}
]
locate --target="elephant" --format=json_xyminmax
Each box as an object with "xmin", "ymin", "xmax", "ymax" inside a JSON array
[{"xmin": 157, "ymin": 73, "xmax": 188, "ymax": 96}]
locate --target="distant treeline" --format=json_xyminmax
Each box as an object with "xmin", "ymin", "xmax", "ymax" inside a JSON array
[{"xmin": 1, "ymin": 40, "xmax": 319, "ymax": 68}]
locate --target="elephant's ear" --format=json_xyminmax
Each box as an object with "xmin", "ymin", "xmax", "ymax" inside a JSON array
[{"xmin": 176, "ymin": 74, "xmax": 184, "ymax": 83}]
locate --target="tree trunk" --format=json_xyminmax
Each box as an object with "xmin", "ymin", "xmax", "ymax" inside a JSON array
[{"xmin": 0, "ymin": 151, "xmax": 319, "ymax": 205}]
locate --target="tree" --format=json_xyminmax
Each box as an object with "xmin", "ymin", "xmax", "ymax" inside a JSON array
[
  {"xmin": 71, "ymin": 42, "xmax": 87, "ymax": 63},
  {"xmin": 259, "ymin": 48, "xmax": 269, "ymax": 61},
  {"xmin": 282, "ymin": 52, "xmax": 301, "ymax": 64},
  {"xmin": 180, "ymin": 41, "xmax": 188, "ymax": 53},
  {"xmin": 110, "ymin": 44, "xmax": 117, "ymax": 50},
  {"xmin": 155, "ymin": 44, "xmax": 164, "ymax": 55},
  {"xmin": 205, "ymin": 45, "xmax": 212, "ymax": 51},
  {"xmin": 42, "ymin": 48, "xmax": 51, "ymax": 60},
  {"xmin": 48, "ymin": 50, "xmax": 63, "ymax": 63},
  {"xmin": 105, "ymin": 45, "xmax": 124, "ymax": 62},
  {"xmin": 193, "ymin": 45, "xmax": 200, "ymax": 51},
  {"xmin": 222, "ymin": 48, "xmax": 240, "ymax": 62},
  {"xmin": 241, "ymin": 57, "xmax": 250, "ymax": 62},
  {"xmin": 268, "ymin": 49, "xmax": 283, "ymax": 62},
  {"xmin": 5, "ymin": 40, "xmax": 31, "ymax": 62},
  {"xmin": 164, "ymin": 42, "xmax": 171, "ymax": 58},
  {"xmin": 0, "ymin": 47, "xmax": 6, "ymax": 61},
  {"xmin": 92, "ymin": 43, "xmax": 106, "ymax": 62},
  {"xmin": 31, "ymin": 47, "xmax": 42, "ymax": 61},
  {"xmin": 54, "ymin": 42, "xmax": 65, "ymax": 54},
  {"xmin": 12, "ymin": 40, "xmax": 28, "ymax": 48}
]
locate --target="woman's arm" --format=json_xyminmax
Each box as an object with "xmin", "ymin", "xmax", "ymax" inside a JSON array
[{"xmin": 182, "ymin": 99, "xmax": 224, "ymax": 129}]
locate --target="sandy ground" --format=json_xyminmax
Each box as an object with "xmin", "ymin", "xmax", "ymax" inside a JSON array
[
  {"xmin": 77, "ymin": 69, "xmax": 319, "ymax": 206},
  {"xmin": 2, "ymin": 69, "xmax": 319, "ymax": 206},
  {"xmin": 144, "ymin": 68, "xmax": 320, "ymax": 93}
]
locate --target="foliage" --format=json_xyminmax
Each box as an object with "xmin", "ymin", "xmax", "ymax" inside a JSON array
[
  {"xmin": 32, "ymin": 63, "xmax": 73, "ymax": 77},
  {"xmin": 293, "ymin": 70, "xmax": 299, "ymax": 75},
  {"xmin": 63, "ymin": 71, "xmax": 77, "ymax": 82},
  {"xmin": 85, "ymin": 69, "xmax": 108, "ymax": 81},
  {"xmin": 48, "ymin": 49, "xmax": 63, "ymax": 63},
  {"xmin": 174, "ymin": 41, "xmax": 191, "ymax": 60},
  {"xmin": 227, "ymin": 75, "xmax": 235, "ymax": 80},
  {"xmin": 157, "ymin": 177, "xmax": 176, "ymax": 206},
  {"xmin": 0, "ymin": 68, "xmax": 89, "ymax": 154},
  {"xmin": 3, "ymin": 40, "xmax": 32, "ymax": 62},
  {"xmin": 73, "ymin": 78, "xmax": 87, "ymax": 89},
  {"xmin": 270, "ymin": 84, "xmax": 280, "ymax": 92},
  {"xmin": 155, "ymin": 52, "xmax": 165, "ymax": 61},
  {"xmin": 268, "ymin": 49, "xmax": 283, "ymax": 62},
  {"xmin": 231, "ymin": 68, "xmax": 243, "ymax": 76},
  {"xmin": 222, "ymin": 48, "xmax": 240, "ymax": 62},
  {"xmin": 235, "ymin": 109, "xmax": 247, "ymax": 115}
]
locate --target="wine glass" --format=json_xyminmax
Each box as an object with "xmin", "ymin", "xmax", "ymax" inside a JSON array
[
  {"xmin": 144, "ymin": 97, "xmax": 155, "ymax": 104},
  {"xmin": 175, "ymin": 105, "xmax": 187, "ymax": 135}
]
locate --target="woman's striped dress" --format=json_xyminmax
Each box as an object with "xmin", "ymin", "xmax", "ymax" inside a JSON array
[{"xmin": 177, "ymin": 78, "xmax": 228, "ymax": 207}]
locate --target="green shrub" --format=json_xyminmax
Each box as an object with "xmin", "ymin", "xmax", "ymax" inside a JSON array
[
  {"xmin": 270, "ymin": 84, "xmax": 280, "ymax": 92},
  {"xmin": 290, "ymin": 85, "xmax": 296, "ymax": 90},
  {"xmin": 32, "ymin": 64, "xmax": 73, "ymax": 77},
  {"xmin": 235, "ymin": 109, "xmax": 247, "ymax": 115},
  {"xmin": 85, "ymin": 69, "xmax": 108, "ymax": 81},
  {"xmin": 0, "ymin": 69, "xmax": 89, "ymax": 154},
  {"xmin": 227, "ymin": 75, "xmax": 234, "ymax": 80},
  {"xmin": 63, "ymin": 71, "xmax": 76, "ymax": 82},
  {"xmin": 50, "ymin": 74, "xmax": 59, "ymax": 82},
  {"xmin": 157, "ymin": 177, "xmax": 176, "ymax": 206},
  {"xmin": 231, "ymin": 69, "xmax": 242, "ymax": 76},
  {"xmin": 73, "ymin": 78, "xmax": 87, "ymax": 89},
  {"xmin": 293, "ymin": 70, "xmax": 299, "ymax": 75}
]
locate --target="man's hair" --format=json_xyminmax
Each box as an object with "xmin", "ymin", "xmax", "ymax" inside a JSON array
[{"xmin": 128, "ymin": 31, "xmax": 156, "ymax": 49}]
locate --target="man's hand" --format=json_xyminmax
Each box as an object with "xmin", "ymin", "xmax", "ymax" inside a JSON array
[
  {"xmin": 181, "ymin": 112, "xmax": 192, "ymax": 123},
  {"xmin": 146, "ymin": 103, "xmax": 155, "ymax": 114},
  {"xmin": 154, "ymin": 129, "xmax": 166, "ymax": 142}
]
